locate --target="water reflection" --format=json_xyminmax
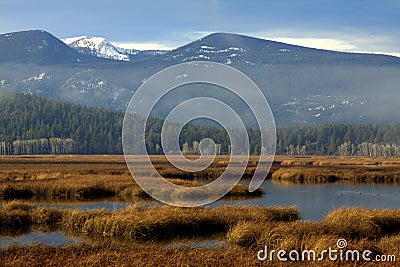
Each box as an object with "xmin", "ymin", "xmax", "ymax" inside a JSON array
[
  {"xmin": 0, "ymin": 231, "xmax": 83, "ymax": 247},
  {"xmin": 166, "ymin": 239, "xmax": 227, "ymax": 249},
  {"xmin": 37, "ymin": 200, "xmax": 162, "ymax": 211}
]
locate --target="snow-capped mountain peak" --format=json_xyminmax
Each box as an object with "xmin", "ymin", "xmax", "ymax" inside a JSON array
[
  {"xmin": 61, "ymin": 36, "xmax": 129, "ymax": 61},
  {"xmin": 61, "ymin": 36, "xmax": 168, "ymax": 61}
]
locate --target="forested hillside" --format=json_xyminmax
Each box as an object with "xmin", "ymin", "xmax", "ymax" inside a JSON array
[
  {"xmin": 277, "ymin": 124, "xmax": 400, "ymax": 157},
  {"xmin": 0, "ymin": 91, "xmax": 122, "ymax": 154},
  {"xmin": 1, "ymin": 91, "xmax": 400, "ymax": 156}
]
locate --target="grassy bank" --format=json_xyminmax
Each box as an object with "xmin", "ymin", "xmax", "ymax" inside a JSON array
[
  {"xmin": 0, "ymin": 180, "xmax": 263, "ymax": 201},
  {"xmin": 271, "ymin": 156, "xmax": 400, "ymax": 183},
  {"xmin": 0, "ymin": 202, "xmax": 297, "ymax": 240},
  {"xmin": 0, "ymin": 155, "xmax": 263, "ymax": 201},
  {"xmin": 271, "ymin": 165, "xmax": 400, "ymax": 183}
]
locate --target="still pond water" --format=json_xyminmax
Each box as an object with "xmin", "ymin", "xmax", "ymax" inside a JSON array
[
  {"xmin": 37, "ymin": 180, "xmax": 400, "ymax": 221},
  {"xmin": 2, "ymin": 180, "xmax": 400, "ymax": 246}
]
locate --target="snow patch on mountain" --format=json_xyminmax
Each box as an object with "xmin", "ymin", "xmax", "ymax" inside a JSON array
[
  {"xmin": 281, "ymin": 95, "xmax": 362, "ymax": 120},
  {"xmin": 62, "ymin": 36, "xmax": 87, "ymax": 44},
  {"xmin": 62, "ymin": 36, "xmax": 129, "ymax": 61},
  {"xmin": 22, "ymin": 73, "xmax": 46, "ymax": 83}
]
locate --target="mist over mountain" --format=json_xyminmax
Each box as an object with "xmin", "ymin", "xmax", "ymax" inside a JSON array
[{"xmin": 0, "ymin": 30, "xmax": 399, "ymax": 126}]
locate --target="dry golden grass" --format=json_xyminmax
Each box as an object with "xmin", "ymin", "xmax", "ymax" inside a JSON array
[
  {"xmin": 3, "ymin": 155, "xmax": 400, "ymax": 196},
  {"xmin": 379, "ymin": 234, "xmax": 400, "ymax": 257},
  {"xmin": 271, "ymin": 165, "xmax": 400, "ymax": 183},
  {"xmin": 0, "ymin": 155, "xmax": 264, "ymax": 201},
  {"xmin": 0, "ymin": 201, "xmax": 63, "ymax": 235},
  {"xmin": 226, "ymin": 221, "xmax": 262, "ymax": 248},
  {"xmin": 323, "ymin": 207, "xmax": 400, "ymax": 239},
  {"xmin": 0, "ymin": 202, "xmax": 298, "ymax": 240},
  {"xmin": 274, "ymin": 156, "xmax": 400, "ymax": 183},
  {"xmin": 227, "ymin": 207, "xmax": 400, "ymax": 261},
  {"xmin": 2, "ymin": 202, "xmax": 400, "ymax": 266},
  {"xmin": 0, "ymin": 179, "xmax": 263, "ymax": 202},
  {"xmin": 61, "ymin": 205, "xmax": 297, "ymax": 242},
  {"xmin": 0, "ymin": 205, "xmax": 32, "ymax": 234},
  {"xmin": 0, "ymin": 239, "xmax": 397, "ymax": 266},
  {"xmin": 0, "ymin": 244, "xmax": 269, "ymax": 267},
  {"xmin": 278, "ymin": 156, "xmax": 400, "ymax": 166},
  {"xmin": 0, "ymin": 175, "xmax": 130, "ymax": 201}
]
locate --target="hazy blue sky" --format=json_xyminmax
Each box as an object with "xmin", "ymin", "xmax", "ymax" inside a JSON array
[{"xmin": 1, "ymin": 0, "xmax": 399, "ymax": 56}]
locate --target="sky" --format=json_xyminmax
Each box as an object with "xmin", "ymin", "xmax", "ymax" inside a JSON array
[{"xmin": 1, "ymin": 0, "xmax": 399, "ymax": 56}]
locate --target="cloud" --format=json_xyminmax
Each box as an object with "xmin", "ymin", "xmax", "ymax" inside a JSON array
[
  {"xmin": 386, "ymin": 52, "xmax": 400, "ymax": 57},
  {"xmin": 110, "ymin": 42, "xmax": 176, "ymax": 50},
  {"xmin": 252, "ymin": 29, "xmax": 400, "ymax": 58},
  {"xmin": 268, "ymin": 37, "xmax": 358, "ymax": 51}
]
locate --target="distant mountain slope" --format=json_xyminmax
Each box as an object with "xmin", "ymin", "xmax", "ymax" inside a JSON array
[
  {"xmin": 168, "ymin": 32, "xmax": 400, "ymax": 66},
  {"xmin": 0, "ymin": 30, "xmax": 400, "ymax": 125},
  {"xmin": 61, "ymin": 36, "xmax": 167, "ymax": 61},
  {"xmin": 0, "ymin": 30, "xmax": 108, "ymax": 64}
]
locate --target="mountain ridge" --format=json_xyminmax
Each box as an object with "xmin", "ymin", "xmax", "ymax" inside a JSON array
[
  {"xmin": 1, "ymin": 30, "xmax": 399, "ymax": 64},
  {"xmin": 0, "ymin": 30, "xmax": 399, "ymax": 126},
  {"xmin": 0, "ymin": 30, "xmax": 111, "ymax": 64},
  {"xmin": 166, "ymin": 32, "xmax": 400, "ymax": 66}
]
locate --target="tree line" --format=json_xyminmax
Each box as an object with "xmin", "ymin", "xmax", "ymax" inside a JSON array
[
  {"xmin": 0, "ymin": 91, "xmax": 122, "ymax": 154},
  {"xmin": 1, "ymin": 91, "xmax": 400, "ymax": 156}
]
